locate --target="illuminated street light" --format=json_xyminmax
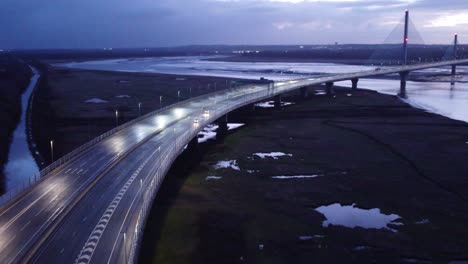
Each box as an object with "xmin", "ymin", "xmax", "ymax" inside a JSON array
[
  {"xmin": 115, "ymin": 109, "xmax": 119, "ymax": 127},
  {"xmin": 174, "ymin": 108, "xmax": 184, "ymax": 118},
  {"xmin": 50, "ymin": 140, "xmax": 54, "ymax": 163}
]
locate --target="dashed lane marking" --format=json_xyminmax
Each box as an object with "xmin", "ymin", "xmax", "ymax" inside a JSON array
[{"xmin": 74, "ymin": 149, "xmax": 157, "ymax": 264}]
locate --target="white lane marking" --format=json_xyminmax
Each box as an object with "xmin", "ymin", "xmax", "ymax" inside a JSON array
[
  {"xmin": 65, "ymin": 169, "xmax": 72, "ymax": 174},
  {"xmin": 74, "ymin": 149, "xmax": 158, "ymax": 264},
  {"xmin": 77, "ymin": 169, "xmax": 83, "ymax": 174},
  {"xmin": 2, "ymin": 151, "xmax": 120, "ymax": 262},
  {"xmin": 105, "ymin": 153, "xmax": 164, "ymax": 264},
  {"xmin": 0, "ymin": 234, "xmax": 16, "ymax": 252},
  {"xmin": 20, "ymin": 220, "xmax": 31, "ymax": 231},
  {"xmin": 35, "ymin": 207, "xmax": 46, "ymax": 217},
  {"xmin": 60, "ymin": 248, "xmax": 65, "ymax": 255},
  {"xmin": 71, "ymin": 168, "xmax": 78, "ymax": 174},
  {"xmin": 6, "ymin": 166, "xmax": 113, "ymax": 264},
  {"xmin": 0, "ymin": 150, "xmax": 93, "ymax": 218},
  {"xmin": 0, "ymin": 183, "xmax": 58, "ymax": 232},
  {"xmin": 50, "ymin": 195, "xmax": 59, "ymax": 204}
]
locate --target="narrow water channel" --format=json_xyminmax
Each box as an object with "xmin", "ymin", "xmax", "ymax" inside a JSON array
[{"xmin": 3, "ymin": 66, "xmax": 40, "ymax": 192}]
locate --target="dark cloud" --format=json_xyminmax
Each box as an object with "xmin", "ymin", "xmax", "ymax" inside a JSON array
[{"xmin": 0, "ymin": 0, "xmax": 466, "ymax": 49}]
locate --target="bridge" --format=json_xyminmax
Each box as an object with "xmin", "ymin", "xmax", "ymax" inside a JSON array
[{"xmin": 1, "ymin": 11, "xmax": 467, "ymax": 264}]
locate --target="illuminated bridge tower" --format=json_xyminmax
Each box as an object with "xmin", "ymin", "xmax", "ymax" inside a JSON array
[{"xmin": 399, "ymin": 9, "xmax": 410, "ymax": 97}]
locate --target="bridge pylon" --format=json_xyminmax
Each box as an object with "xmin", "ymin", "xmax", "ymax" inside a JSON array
[
  {"xmin": 351, "ymin": 78, "xmax": 359, "ymax": 91},
  {"xmin": 402, "ymin": 10, "xmax": 409, "ymax": 66},
  {"xmin": 216, "ymin": 114, "xmax": 229, "ymax": 141},
  {"xmin": 325, "ymin": 82, "xmax": 334, "ymax": 96},
  {"xmin": 274, "ymin": 94, "xmax": 282, "ymax": 108},
  {"xmin": 451, "ymin": 33, "xmax": 458, "ymax": 85},
  {"xmin": 300, "ymin": 87, "xmax": 309, "ymax": 98}
]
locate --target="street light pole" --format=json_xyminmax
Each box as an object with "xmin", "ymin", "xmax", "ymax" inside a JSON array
[
  {"xmin": 138, "ymin": 102, "xmax": 142, "ymax": 116},
  {"xmin": 177, "ymin": 90, "xmax": 180, "ymax": 102},
  {"xmin": 174, "ymin": 128, "xmax": 177, "ymax": 149},
  {"xmin": 159, "ymin": 96, "xmax": 163, "ymax": 109},
  {"xmin": 123, "ymin": 232, "xmax": 127, "ymax": 262},
  {"xmin": 115, "ymin": 110, "xmax": 119, "ymax": 127},
  {"xmin": 50, "ymin": 140, "xmax": 54, "ymax": 163}
]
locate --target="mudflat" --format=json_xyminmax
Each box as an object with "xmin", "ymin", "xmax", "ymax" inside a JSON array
[{"xmin": 140, "ymin": 88, "xmax": 468, "ymax": 263}]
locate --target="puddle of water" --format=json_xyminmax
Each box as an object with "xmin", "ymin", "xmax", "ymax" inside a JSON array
[
  {"xmin": 415, "ymin": 219, "xmax": 430, "ymax": 225},
  {"xmin": 298, "ymin": 235, "xmax": 324, "ymax": 241},
  {"xmin": 254, "ymin": 101, "xmax": 294, "ymax": 108},
  {"xmin": 354, "ymin": 246, "xmax": 370, "ymax": 251},
  {"xmin": 85, "ymin": 98, "xmax": 108, "ymax": 103},
  {"xmin": 315, "ymin": 203, "xmax": 403, "ymax": 232},
  {"xmin": 206, "ymin": 176, "xmax": 222, "ymax": 180},
  {"xmin": 213, "ymin": 160, "xmax": 240, "ymax": 171},
  {"xmin": 272, "ymin": 175, "xmax": 322, "ymax": 179},
  {"xmin": 253, "ymin": 152, "xmax": 292, "ymax": 159},
  {"xmin": 198, "ymin": 123, "xmax": 245, "ymax": 143}
]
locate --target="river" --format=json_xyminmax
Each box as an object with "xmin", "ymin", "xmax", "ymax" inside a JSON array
[
  {"xmin": 56, "ymin": 56, "xmax": 468, "ymax": 123},
  {"xmin": 3, "ymin": 66, "xmax": 40, "ymax": 191}
]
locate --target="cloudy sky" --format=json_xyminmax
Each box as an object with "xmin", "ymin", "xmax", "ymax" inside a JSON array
[{"xmin": 1, "ymin": 0, "xmax": 467, "ymax": 49}]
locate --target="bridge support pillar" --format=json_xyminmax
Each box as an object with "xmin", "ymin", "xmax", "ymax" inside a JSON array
[
  {"xmin": 325, "ymin": 82, "xmax": 334, "ymax": 96},
  {"xmin": 351, "ymin": 78, "xmax": 359, "ymax": 91},
  {"xmin": 187, "ymin": 136, "xmax": 198, "ymax": 152},
  {"xmin": 399, "ymin": 71, "xmax": 409, "ymax": 98},
  {"xmin": 216, "ymin": 114, "xmax": 229, "ymax": 141},
  {"xmin": 451, "ymin": 65, "xmax": 456, "ymax": 85},
  {"xmin": 274, "ymin": 94, "xmax": 282, "ymax": 108},
  {"xmin": 300, "ymin": 87, "xmax": 309, "ymax": 98}
]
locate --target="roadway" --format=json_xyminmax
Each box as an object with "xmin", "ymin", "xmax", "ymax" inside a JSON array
[{"xmin": 0, "ymin": 59, "xmax": 467, "ymax": 263}]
